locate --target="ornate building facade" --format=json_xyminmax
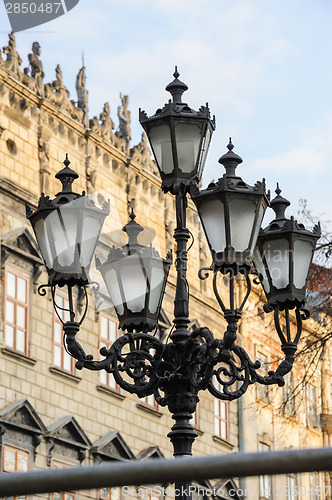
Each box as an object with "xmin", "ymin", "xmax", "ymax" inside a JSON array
[{"xmin": 0, "ymin": 32, "xmax": 331, "ymax": 500}]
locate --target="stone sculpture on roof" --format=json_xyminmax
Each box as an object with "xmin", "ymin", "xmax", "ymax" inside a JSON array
[{"xmin": 117, "ymin": 93, "xmax": 131, "ymax": 154}]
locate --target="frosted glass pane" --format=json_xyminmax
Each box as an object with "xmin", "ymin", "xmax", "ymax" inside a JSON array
[
  {"xmin": 253, "ymin": 248, "xmax": 270, "ymax": 294},
  {"xmin": 17, "ymin": 277, "xmax": 27, "ymax": 303},
  {"xmin": 16, "ymin": 329, "xmax": 25, "ymax": 352},
  {"xmin": 17, "ymin": 453, "xmax": 28, "ymax": 472},
  {"xmin": 175, "ymin": 123, "xmax": 201, "ymax": 174},
  {"xmin": 5, "ymin": 325, "xmax": 14, "ymax": 347},
  {"xmin": 120, "ymin": 255, "xmax": 146, "ymax": 313},
  {"xmin": 148, "ymin": 124, "xmax": 173, "ymax": 174},
  {"xmin": 263, "ymin": 239, "xmax": 289, "ymax": 289},
  {"xmin": 6, "ymin": 300, "xmax": 14, "ymax": 323},
  {"xmin": 229, "ymin": 198, "xmax": 257, "ymax": 252},
  {"xmin": 4, "ymin": 449, "xmax": 15, "ymax": 471},
  {"xmin": 54, "ymin": 345, "xmax": 62, "ymax": 366},
  {"xmin": 147, "ymin": 258, "xmax": 165, "ymax": 314},
  {"xmin": 47, "ymin": 208, "xmax": 78, "ymax": 269},
  {"xmin": 249, "ymin": 204, "xmax": 265, "ymax": 254},
  {"xmin": 104, "ymin": 268, "xmax": 124, "ymax": 315},
  {"xmin": 34, "ymin": 218, "xmax": 53, "ymax": 269},
  {"xmin": 54, "ymin": 322, "xmax": 63, "ymax": 344},
  {"xmin": 294, "ymin": 240, "xmax": 313, "ymax": 288},
  {"xmin": 199, "ymin": 199, "xmax": 226, "ymax": 253},
  {"xmin": 198, "ymin": 127, "xmax": 211, "ymax": 179},
  {"xmin": 7, "ymin": 272, "xmax": 16, "ymax": 298},
  {"xmin": 81, "ymin": 215, "xmax": 102, "ymax": 267},
  {"xmin": 16, "ymin": 305, "xmax": 26, "ymax": 329}
]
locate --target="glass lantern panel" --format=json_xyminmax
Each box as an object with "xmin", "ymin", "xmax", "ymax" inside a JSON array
[
  {"xmin": 120, "ymin": 254, "xmax": 147, "ymax": 313},
  {"xmin": 146, "ymin": 257, "xmax": 166, "ymax": 314},
  {"xmin": 229, "ymin": 198, "xmax": 257, "ymax": 252},
  {"xmin": 81, "ymin": 214, "xmax": 102, "ymax": 268},
  {"xmin": 197, "ymin": 126, "xmax": 212, "ymax": 181},
  {"xmin": 198, "ymin": 198, "xmax": 226, "ymax": 254},
  {"xmin": 148, "ymin": 124, "xmax": 173, "ymax": 174},
  {"xmin": 263, "ymin": 238, "xmax": 290, "ymax": 289},
  {"xmin": 174, "ymin": 123, "xmax": 202, "ymax": 174},
  {"xmin": 33, "ymin": 218, "xmax": 53, "ymax": 269},
  {"xmin": 294, "ymin": 239, "xmax": 314, "ymax": 289},
  {"xmin": 48, "ymin": 208, "xmax": 80, "ymax": 269},
  {"xmin": 103, "ymin": 267, "xmax": 125, "ymax": 316},
  {"xmin": 253, "ymin": 247, "xmax": 271, "ymax": 294},
  {"xmin": 249, "ymin": 203, "xmax": 266, "ymax": 255}
]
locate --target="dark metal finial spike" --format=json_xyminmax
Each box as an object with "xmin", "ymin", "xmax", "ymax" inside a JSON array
[
  {"xmin": 174, "ymin": 66, "xmax": 179, "ymax": 79},
  {"xmin": 130, "ymin": 207, "xmax": 136, "ymax": 221},
  {"xmin": 63, "ymin": 153, "xmax": 70, "ymax": 168},
  {"xmin": 227, "ymin": 138, "xmax": 234, "ymax": 151},
  {"xmin": 276, "ymin": 183, "xmax": 281, "ymax": 196}
]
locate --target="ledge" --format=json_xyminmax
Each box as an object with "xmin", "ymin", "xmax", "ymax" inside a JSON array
[
  {"xmin": 192, "ymin": 427, "xmax": 204, "ymax": 437},
  {"xmin": 49, "ymin": 366, "xmax": 81, "ymax": 384},
  {"xmin": 97, "ymin": 384, "xmax": 125, "ymax": 400},
  {"xmin": 213, "ymin": 435, "xmax": 234, "ymax": 450},
  {"xmin": 1, "ymin": 347, "xmax": 37, "ymax": 366},
  {"xmin": 136, "ymin": 403, "xmax": 163, "ymax": 418}
]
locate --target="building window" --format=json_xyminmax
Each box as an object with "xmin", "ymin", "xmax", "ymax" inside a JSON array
[
  {"xmin": 287, "ymin": 473, "xmax": 298, "ymax": 500},
  {"xmin": 258, "ymin": 442, "xmax": 272, "ymax": 499},
  {"xmin": 256, "ymin": 350, "xmax": 270, "ymax": 403},
  {"xmin": 306, "ymin": 383, "xmax": 317, "ymax": 427},
  {"xmin": 99, "ymin": 487, "xmax": 122, "ymax": 500},
  {"xmin": 2, "ymin": 445, "xmax": 29, "ymax": 499},
  {"xmin": 4, "ymin": 268, "xmax": 29, "ymax": 354},
  {"xmin": 53, "ymin": 293, "xmax": 75, "ymax": 374},
  {"xmin": 140, "ymin": 393, "xmax": 158, "ymax": 411},
  {"xmin": 99, "ymin": 313, "xmax": 120, "ymax": 392},
  {"xmin": 213, "ymin": 378, "xmax": 228, "ymax": 440},
  {"xmin": 52, "ymin": 460, "xmax": 76, "ymax": 500},
  {"xmin": 309, "ymin": 472, "xmax": 320, "ymax": 500},
  {"xmin": 283, "ymin": 372, "xmax": 296, "ymax": 416}
]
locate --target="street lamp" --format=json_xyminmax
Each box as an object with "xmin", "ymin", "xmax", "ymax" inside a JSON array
[{"xmin": 27, "ymin": 71, "xmax": 320, "ymax": 500}]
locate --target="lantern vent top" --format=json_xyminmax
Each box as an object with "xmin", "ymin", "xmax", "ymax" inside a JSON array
[
  {"xmin": 123, "ymin": 209, "xmax": 144, "ymax": 248},
  {"xmin": 55, "ymin": 154, "xmax": 79, "ymax": 198},
  {"xmin": 165, "ymin": 66, "xmax": 188, "ymax": 104},
  {"xmin": 218, "ymin": 138, "xmax": 243, "ymax": 177},
  {"xmin": 270, "ymin": 184, "xmax": 291, "ymax": 221}
]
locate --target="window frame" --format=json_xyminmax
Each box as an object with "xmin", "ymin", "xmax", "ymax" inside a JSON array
[
  {"xmin": 2, "ymin": 444, "xmax": 30, "ymax": 500},
  {"xmin": 258, "ymin": 441, "xmax": 273, "ymax": 500},
  {"xmin": 52, "ymin": 291, "xmax": 76, "ymax": 375},
  {"xmin": 306, "ymin": 383, "xmax": 317, "ymax": 427},
  {"xmin": 213, "ymin": 377, "xmax": 229, "ymax": 441},
  {"xmin": 4, "ymin": 267, "xmax": 30, "ymax": 356},
  {"xmin": 98, "ymin": 312, "xmax": 121, "ymax": 393},
  {"xmin": 51, "ymin": 458, "xmax": 77, "ymax": 500}
]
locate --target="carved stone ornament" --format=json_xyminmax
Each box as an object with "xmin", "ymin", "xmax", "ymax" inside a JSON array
[
  {"xmin": 90, "ymin": 430, "xmax": 135, "ymax": 463},
  {"xmin": 130, "ymin": 132, "xmax": 158, "ymax": 175},
  {"xmin": 45, "ymin": 416, "xmax": 91, "ymax": 466}
]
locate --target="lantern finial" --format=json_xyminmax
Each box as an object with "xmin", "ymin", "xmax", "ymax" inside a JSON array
[
  {"xmin": 55, "ymin": 154, "xmax": 79, "ymax": 196},
  {"xmin": 218, "ymin": 139, "xmax": 243, "ymax": 177},
  {"xmin": 123, "ymin": 211, "xmax": 144, "ymax": 248},
  {"xmin": 270, "ymin": 184, "xmax": 291, "ymax": 221},
  {"xmin": 165, "ymin": 67, "xmax": 188, "ymax": 103}
]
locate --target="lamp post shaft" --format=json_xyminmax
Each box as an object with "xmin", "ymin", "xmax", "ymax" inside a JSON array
[{"xmin": 172, "ymin": 192, "xmax": 191, "ymax": 343}]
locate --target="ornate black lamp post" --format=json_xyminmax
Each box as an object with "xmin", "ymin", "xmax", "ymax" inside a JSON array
[{"xmin": 27, "ymin": 71, "xmax": 320, "ymax": 500}]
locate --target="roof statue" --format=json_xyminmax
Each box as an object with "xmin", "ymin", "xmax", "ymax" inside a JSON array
[
  {"xmin": 116, "ymin": 93, "xmax": 131, "ymax": 154},
  {"xmin": 2, "ymin": 32, "xmax": 23, "ymax": 80},
  {"xmin": 26, "ymin": 42, "xmax": 44, "ymax": 97}
]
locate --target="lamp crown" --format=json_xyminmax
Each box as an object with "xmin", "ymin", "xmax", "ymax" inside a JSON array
[
  {"xmin": 165, "ymin": 66, "xmax": 189, "ymax": 104},
  {"xmin": 55, "ymin": 154, "xmax": 79, "ymax": 196},
  {"xmin": 218, "ymin": 138, "xmax": 243, "ymax": 177},
  {"xmin": 123, "ymin": 209, "xmax": 144, "ymax": 248},
  {"xmin": 270, "ymin": 184, "xmax": 291, "ymax": 220}
]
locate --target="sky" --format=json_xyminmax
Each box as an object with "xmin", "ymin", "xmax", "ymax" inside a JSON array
[{"xmin": 0, "ymin": 0, "xmax": 331, "ymax": 233}]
